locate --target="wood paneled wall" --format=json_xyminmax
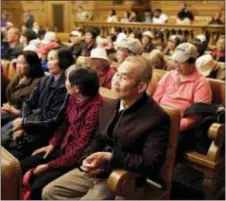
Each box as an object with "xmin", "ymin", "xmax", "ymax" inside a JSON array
[{"xmin": 2, "ymin": 1, "xmax": 225, "ymax": 32}]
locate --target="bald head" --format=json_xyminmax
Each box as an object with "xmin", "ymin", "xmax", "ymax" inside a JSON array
[
  {"xmin": 112, "ymin": 55, "xmax": 153, "ymax": 103},
  {"xmin": 125, "ymin": 55, "xmax": 153, "ymax": 84}
]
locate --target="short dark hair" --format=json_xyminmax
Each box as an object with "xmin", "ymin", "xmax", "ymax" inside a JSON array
[
  {"xmin": 155, "ymin": 9, "xmax": 162, "ymax": 13},
  {"xmin": 86, "ymin": 27, "xmax": 98, "ymax": 39},
  {"xmin": 57, "ymin": 48, "xmax": 74, "ymax": 70},
  {"xmin": 38, "ymin": 28, "xmax": 46, "ymax": 39},
  {"xmin": 68, "ymin": 67, "xmax": 99, "ymax": 97},
  {"xmin": 23, "ymin": 29, "xmax": 37, "ymax": 43},
  {"xmin": 20, "ymin": 51, "xmax": 44, "ymax": 78},
  {"xmin": 190, "ymin": 38, "xmax": 206, "ymax": 56},
  {"xmin": 111, "ymin": 9, "xmax": 116, "ymax": 16}
]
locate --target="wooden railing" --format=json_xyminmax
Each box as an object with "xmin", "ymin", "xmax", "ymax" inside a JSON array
[{"xmin": 74, "ymin": 21, "xmax": 225, "ymax": 45}]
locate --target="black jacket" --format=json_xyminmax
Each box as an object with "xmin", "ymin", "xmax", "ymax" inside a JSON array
[
  {"xmin": 184, "ymin": 103, "xmax": 225, "ymax": 154},
  {"xmin": 69, "ymin": 42, "xmax": 84, "ymax": 60},
  {"xmin": 1, "ymin": 43, "xmax": 23, "ymax": 61},
  {"xmin": 22, "ymin": 74, "xmax": 68, "ymax": 142},
  {"xmin": 79, "ymin": 93, "xmax": 170, "ymax": 180}
]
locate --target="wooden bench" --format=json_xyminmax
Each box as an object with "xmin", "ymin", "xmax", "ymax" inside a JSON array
[
  {"xmin": 56, "ymin": 32, "xmax": 69, "ymax": 43},
  {"xmin": 1, "ymin": 60, "xmax": 17, "ymax": 81}
]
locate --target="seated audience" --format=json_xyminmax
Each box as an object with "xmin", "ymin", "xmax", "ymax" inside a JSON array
[
  {"xmin": 120, "ymin": 11, "xmax": 130, "ymax": 23},
  {"xmin": 76, "ymin": 6, "xmax": 92, "ymax": 21},
  {"xmin": 68, "ymin": 30, "xmax": 84, "ymax": 60},
  {"xmin": 141, "ymin": 31, "xmax": 156, "ymax": 53},
  {"xmin": 114, "ymin": 38, "xmax": 143, "ymax": 63},
  {"xmin": 1, "ymin": 30, "xmax": 8, "ymax": 53},
  {"xmin": 1, "ymin": 10, "xmax": 9, "ymax": 27},
  {"xmin": 152, "ymin": 9, "xmax": 168, "ymax": 24},
  {"xmin": 82, "ymin": 28, "xmax": 98, "ymax": 57},
  {"xmin": 32, "ymin": 22, "xmax": 40, "ymax": 34},
  {"xmin": 176, "ymin": 3, "xmax": 194, "ymax": 25},
  {"xmin": 196, "ymin": 54, "xmax": 224, "ymax": 80},
  {"xmin": 1, "ymin": 51, "xmax": 44, "ymax": 126},
  {"xmin": 1, "ymin": 48, "xmax": 74, "ymax": 160},
  {"xmin": 211, "ymin": 35, "xmax": 225, "ymax": 62},
  {"xmin": 165, "ymin": 37, "xmax": 204, "ymax": 71},
  {"xmin": 195, "ymin": 34, "xmax": 208, "ymax": 51},
  {"xmin": 90, "ymin": 47, "xmax": 115, "ymax": 89},
  {"xmin": 163, "ymin": 35, "xmax": 182, "ymax": 56},
  {"xmin": 24, "ymin": 28, "xmax": 46, "ymax": 51},
  {"xmin": 149, "ymin": 49, "xmax": 166, "ymax": 70},
  {"xmin": 37, "ymin": 28, "xmax": 46, "ymax": 41},
  {"xmin": 42, "ymin": 56, "xmax": 170, "ymax": 200},
  {"xmin": 154, "ymin": 43, "xmax": 212, "ymax": 132},
  {"xmin": 115, "ymin": 27, "xmax": 127, "ymax": 43},
  {"xmin": 129, "ymin": 11, "xmax": 137, "ymax": 22},
  {"xmin": 1, "ymin": 27, "xmax": 23, "ymax": 61},
  {"xmin": 144, "ymin": 9, "xmax": 152, "ymax": 23},
  {"xmin": 152, "ymin": 31, "xmax": 166, "ymax": 51},
  {"xmin": 37, "ymin": 31, "xmax": 59, "ymax": 57},
  {"xmin": 20, "ymin": 68, "xmax": 102, "ymax": 200},
  {"xmin": 20, "ymin": 28, "xmax": 38, "ymax": 49},
  {"xmin": 103, "ymin": 35, "xmax": 117, "ymax": 62},
  {"xmin": 190, "ymin": 38, "xmax": 206, "ymax": 57},
  {"xmin": 107, "ymin": 9, "xmax": 118, "ymax": 22},
  {"xmin": 1, "ymin": 67, "xmax": 9, "ymax": 104},
  {"xmin": 209, "ymin": 11, "xmax": 224, "ymax": 25},
  {"xmin": 24, "ymin": 9, "xmax": 35, "ymax": 29},
  {"xmin": 147, "ymin": 50, "xmax": 166, "ymax": 95}
]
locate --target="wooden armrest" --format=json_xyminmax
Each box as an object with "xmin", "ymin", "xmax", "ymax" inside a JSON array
[
  {"xmin": 107, "ymin": 169, "xmax": 136, "ymax": 197},
  {"xmin": 185, "ymin": 123, "xmax": 225, "ymax": 169},
  {"xmin": 208, "ymin": 123, "xmax": 225, "ymax": 144},
  {"xmin": 107, "ymin": 169, "xmax": 163, "ymax": 198}
]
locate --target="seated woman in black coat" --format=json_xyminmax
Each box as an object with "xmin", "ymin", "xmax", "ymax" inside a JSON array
[{"xmin": 1, "ymin": 51, "xmax": 44, "ymax": 126}]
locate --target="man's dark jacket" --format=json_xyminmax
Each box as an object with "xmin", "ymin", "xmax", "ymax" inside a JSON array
[{"xmin": 80, "ymin": 93, "xmax": 170, "ymax": 179}]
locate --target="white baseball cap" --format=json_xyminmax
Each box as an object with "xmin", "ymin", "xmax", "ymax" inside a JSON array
[
  {"xmin": 90, "ymin": 47, "xmax": 109, "ymax": 61},
  {"xmin": 171, "ymin": 43, "xmax": 198, "ymax": 63},
  {"xmin": 42, "ymin": 32, "xmax": 56, "ymax": 44},
  {"xmin": 196, "ymin": 54, "xmax": 219, "ymax": 77},
  {"xmin": 196, "ymin": 34, "xmax": 207, "ymax": 43},
  {"xmin": 114, "ymin": 38, "xmax": 144, "ymax": 55}
]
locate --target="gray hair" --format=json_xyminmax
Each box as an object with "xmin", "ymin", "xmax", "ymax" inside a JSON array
[{"xmin": 125, "ymin": 55, "xmax": 153, "ymax": 83}]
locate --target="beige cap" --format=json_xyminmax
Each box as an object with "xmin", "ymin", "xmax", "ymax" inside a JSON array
[
  {"xmin": 90, "ymin": 47, "xmax": 109, "ymax": 61},
  {"xmin": 196, "ymin": 54, "xmax": 218, "ymax": 77},
  {"xmin": 171, "ymin": 43, "xmax": 198, "ymax": 63},
  {"xmin": 143, "ymin": 31, "xmax": 154, "ymax": 39},
  {"xmin": 114, "ymin": 38, "xmax": 144, "ymax": 55},
  {"xmin": 69, "ymin": 31, "xmax": 82, "ymax": 38},
  {"xmin": 150, "ymin": 49, "xmax": 164, "ymax": 60}
]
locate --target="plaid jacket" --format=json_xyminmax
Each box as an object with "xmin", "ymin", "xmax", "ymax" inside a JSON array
[{"xmin": 48, "ymin": 94, "xmax": 102, "ymax": 168}]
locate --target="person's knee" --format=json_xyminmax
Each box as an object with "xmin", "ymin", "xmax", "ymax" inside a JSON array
[{"xmin": 42, "ymin": 182, "xmax": 57, "ymax": 200}]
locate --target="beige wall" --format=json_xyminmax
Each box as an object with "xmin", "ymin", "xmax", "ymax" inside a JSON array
[{"xmin": 2, "ymin": 1, "xmax": 225, "ymax": 31}]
